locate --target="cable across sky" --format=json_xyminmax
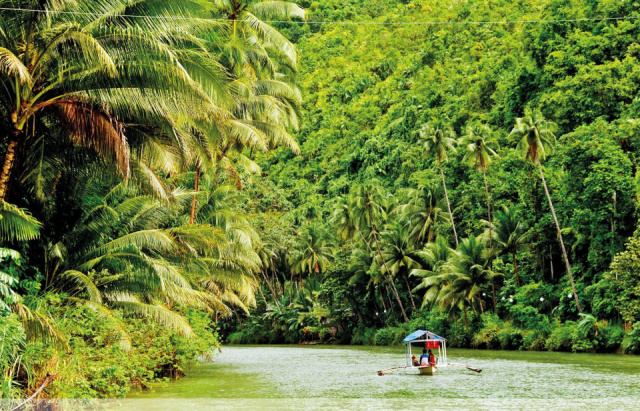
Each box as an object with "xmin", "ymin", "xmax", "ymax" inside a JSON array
[{"xmin": 0, "ymin": 6, "xmax": 638, "ymax": 26}]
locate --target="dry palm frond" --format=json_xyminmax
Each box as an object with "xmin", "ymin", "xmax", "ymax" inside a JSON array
[{"xmin": 56, "ymin": 101, "xmax": 130, "ymax": 179}]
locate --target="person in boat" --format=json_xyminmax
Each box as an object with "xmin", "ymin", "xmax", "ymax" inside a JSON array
[
  {"xmin": 419, "ymin": 349, "xmax": 429, "ymax": 365},
  {"xmin": 412, "ymin": 355, "xmax": 419, "ymax": 366},
  {"xmin": 428, "ymin": 349, "xmax": 436, "ymax": 366}
]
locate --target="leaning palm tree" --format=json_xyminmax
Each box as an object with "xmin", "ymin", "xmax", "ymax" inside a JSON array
[
  {"xmin": 418, "ymin": 121, "xmax": 459, "ymax": 246},
  {"xmin": 486, "ymin": 206, "xmax": 531, "ymax": 288},
  {"xmin": 0, "ymin": 0, "xmax": 228, "ymax": 201},
  {"xmin": 459, "ymin": 123, "xmax": 499, "ymax": 248},
  {"xmin": 509, "ymin": 109, "xmax": 582, "ymax": 312}
]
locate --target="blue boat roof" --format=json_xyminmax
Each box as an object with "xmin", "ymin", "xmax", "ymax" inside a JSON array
[{"xmin": 403, "ymin": 330, "xmax": 446, "ymax": 342}]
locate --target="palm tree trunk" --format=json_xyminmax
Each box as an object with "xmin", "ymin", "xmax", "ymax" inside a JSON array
[
  {"xmin": 289, "ymin": 271, "xmax": 294, "ymax": 303},
  {"xmin": 538, "ymin": 164, "xmax": 582, "ymax": 312},
  {"xmin": 260, "ymin": 270, "xmax": 280, "ymax": 308},
  {"xmin": 484, "ymin": 168, "xmax": 497, "ymax": 312},
  {"xmin": 189, "ymin": 159, "xmax": 201, "ymax": 224},
  {"xmin": 463, "ymin": 304, "xmax": 469, "ymax": 333},
  {"xmin": 257, "ymin": 283, "xmax": 268, "ymax": 306},
  {"xmin": 372, "ymin": 229, "xmax": 409, "ymax": 322},
  {"xmin": 491, "ymin": 279, "xmax": 497, "ymax": 313},
  {"xmin": 385, "ymin": 286, "xmax": 394, "ymax": 317},
  {"xmin": 439, "ymin": 160, "xmax": 459, "ymax": 247},
  {"xmin": 483, "ymin": 169, "xmax": 492, "ymax": 248},
  {"xmin": 0, "ymin": 136, "xmax": 20, "ymax": 201},
  {"xmin": 512, "ymin": 252, "xmax": 521, "ymax": 287},
  {"xmin": 357, "ymin": 226, "xmax": 409, "ymax": 321},
  {"xmin": 378, "ymin": 287, "xmax": 387, "ymax": 313},
  {"xmin": 403, "ymin": 274, "xmax": 417, "ymax": 311}
]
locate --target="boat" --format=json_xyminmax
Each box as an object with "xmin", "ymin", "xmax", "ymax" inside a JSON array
[
  {"xmin": 403, "ymin": 329, "xmax": 447, "ymax": 375},
  {"xmin": 377, "ymin": 330, "xmax": 482, "ymax": 376}
]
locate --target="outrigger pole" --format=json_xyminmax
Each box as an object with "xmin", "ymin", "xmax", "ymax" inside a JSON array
[{"xmin": 377, "ymin": 365, "xmax": 436, "ymax": 376}]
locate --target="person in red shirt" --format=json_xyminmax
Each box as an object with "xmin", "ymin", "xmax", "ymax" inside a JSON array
[{"xmin": 427, "ymin": 349, "xmax": 436, "ymax": 366}]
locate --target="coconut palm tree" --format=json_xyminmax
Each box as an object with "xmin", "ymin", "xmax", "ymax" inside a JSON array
[
  {"xmin": 418, "ymin": 121, "xmax": 459, "ymax": 246},
  {"xmin": 39, "ymin": 180, "xmax": 265, "ymax": 344},
  {"xmin": 509, "ymin": 109, "xmax": 582, "ymax": 312},
  {"xmin": 0, "ymin": 0, "xmax": 230, "ymax": 201},
  {"xmin": 486, "ymin": 205, "xmax": 531, "ymax": 288},
  {"xmin": 459, "ymin": 123, "xmax": 499, "ymax": 247},
  {"xmin": 396, "ymin": 183, "xmax": 447, "ymax": 247},
  {"xmin": 411, "ymin": 236, "xmax": 453, "ymax": 308},
  {"xmin": 212, "ymin": 1, "xmax": 306, "ymax": 69},
  {"xmin": 438, "ymin": 235, "xmax": 493, "ymax": 332},
  {"xmin": 289, "ymin": 224, "xmax": 335, "ymax": 278},
  {"xmin": 380, "ymin": 222, "xmax": 421, "ymax": 311},
  {"xmin": 331, "ymin": 196, "xmax": 357, "ymax": 242},
  {"xmin": 351, "ymin": 184, "xmax": 408, "ymax": 321},
  {"xmin": 187, "ymin": 0, "xmax": 304, "ymax": 223}
]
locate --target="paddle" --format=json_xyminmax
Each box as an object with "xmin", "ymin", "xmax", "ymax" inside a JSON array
[{"xmin": 448, "ymin": 362, "xmax": 482, "ymax": 373}]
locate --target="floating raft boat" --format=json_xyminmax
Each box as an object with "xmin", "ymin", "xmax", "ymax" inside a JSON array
[
  {"xmin": 404, "ymin": 329, "xmax": 447, "ymax": 375},
  {"xmin": 377, "ymin": 330, "xmax": 482, "ymax": 376}
]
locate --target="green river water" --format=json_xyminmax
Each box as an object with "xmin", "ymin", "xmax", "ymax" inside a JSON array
[{"xmin": 121, "ymin": 345, "xmax": 640, "ymax": 410}]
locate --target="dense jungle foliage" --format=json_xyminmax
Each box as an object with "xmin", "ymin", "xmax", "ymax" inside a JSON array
[
  {"xmin": 2, "ymin": 0, "xmax": 640, "ymax": 401},
  {"xmin": 228, "ymin": 0, "xmax": 640, "ymax": 353}
]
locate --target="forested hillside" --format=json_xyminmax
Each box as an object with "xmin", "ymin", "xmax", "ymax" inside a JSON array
[
  {"xmin": 3, "ymin": 0, "xmax": 640, "ymax": 401},
  {"xmin": 230, "ymin": 0, "xmax": 640, "ymax": 351}
]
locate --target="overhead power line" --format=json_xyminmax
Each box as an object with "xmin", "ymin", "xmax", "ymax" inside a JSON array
[{"xmin": 0, "ymin": 6, "xmax": 639, "ymax": 26}]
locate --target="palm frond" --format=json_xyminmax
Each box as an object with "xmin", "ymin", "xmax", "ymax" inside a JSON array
[
  {"xmin": 0, "ymin": 47, "xmax": 32, "ymax": 84},
  {"xmin": 112, "ymin": 301, "xmax": 194, "ymax": 337},
  {"xmin": 0, "ymin": 202, "xmax": 42, "ymax": 242},
  {"xmin": 57, "ymin": 270, "xmax": 102, "ymax": 303}
]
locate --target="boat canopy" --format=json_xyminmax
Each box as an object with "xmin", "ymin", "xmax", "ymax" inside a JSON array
[
  {"xmin": 403, "ymin": 330, "xmax": 448, "ymax": 366},
  {"xmin": 403, "ymin": 330, "xmax": 446, "ymax": 343}
]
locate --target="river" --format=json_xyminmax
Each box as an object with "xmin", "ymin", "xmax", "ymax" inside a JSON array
[{"xmin": 123, "ymin": 345, "xmax": 640, "ymax": 410}]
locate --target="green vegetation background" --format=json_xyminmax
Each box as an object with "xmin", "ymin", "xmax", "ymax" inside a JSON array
[
  {"xmin": 230, "ymin": 0, "xmax": 640, "ymax": 353},
  {"xmin": 3, "ymin": 0, "xmax": 640, "ymax": 401}
]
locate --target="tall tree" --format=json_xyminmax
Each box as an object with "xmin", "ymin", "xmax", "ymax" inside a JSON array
[
  {"xmin": 396, "ymin": 183, "xmax": 447, "ymax": 247},
  {"xmin": 289, "ymin": 223, "xmax": 335, "ymax": 278},
  {"xmin": 0, "ymin": 0, "xmax": 230, "ymax": 201},
  {"xmin": 351, "ymin": 184, "xmax": 408, "ymax": 321},
  {"xmin": 509, "ymin": 109, "xmax": 582, "ymax": 312},
  {"xmin": 380, "ymin": 222, "xmax": 421, "ymax": 311},
  {"xmin": 188, "ymin": 0, "xmax": 304, "ymax": 223},
  {"xmin": 438, "ymin": 235, "xmax": 493, "ymax": 331},
  {"xmin": 459, "ymin": 123, "xmax": 499, "ymax": 247},
  {"xmin": 418, "ymin": 122, "xmax": 459, "ymax": 246},
  {"xmin": 485, "ymin": 205, "xmax": 531, "ymax": 288},
  {"xmin": 459, "ymin": 123, "xmax": 499, "ymax": 311}
]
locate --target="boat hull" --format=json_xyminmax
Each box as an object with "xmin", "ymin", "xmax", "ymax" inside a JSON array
[{"xmin": 418, "ymin": 366, "xmax": 436, "ymax": 375}]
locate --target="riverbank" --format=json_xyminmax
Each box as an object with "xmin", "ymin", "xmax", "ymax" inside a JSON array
[{"xmin": 226, "ymin": 310, "xmax": 640, "ymax": 354}]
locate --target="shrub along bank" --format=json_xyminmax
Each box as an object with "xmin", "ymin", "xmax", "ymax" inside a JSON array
[{"xmin": 1, "ymin": 300, "xmax": 219, "ymax": 399}]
